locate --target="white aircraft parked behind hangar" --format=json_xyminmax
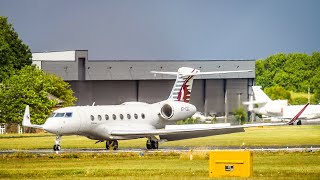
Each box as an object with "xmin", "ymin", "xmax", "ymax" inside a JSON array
[{"xmin": 23, "ymin": 67, "xmax": 295, "ymax": 151}]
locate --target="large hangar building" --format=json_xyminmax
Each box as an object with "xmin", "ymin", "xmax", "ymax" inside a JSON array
[{"xmin": 32, "ymin": 50, "xmax": 255, "ymax": 116}]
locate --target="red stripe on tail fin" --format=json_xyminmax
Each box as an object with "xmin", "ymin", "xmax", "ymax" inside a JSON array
[{"xmin": 288, "ymin": 103, "xmax": 309, "ymax": 125}]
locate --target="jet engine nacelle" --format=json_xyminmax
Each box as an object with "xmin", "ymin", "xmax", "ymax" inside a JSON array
[
  {"xmin": 265, "ymin": 100, "xmax": 287, "ymax": 115},
  {"xmin": 159, "ymin": 101, "xmax": 196, "ymax": 121},
  {"xmin": 266, "ymin": 107, "xmax": 283, "ymax": 115}
]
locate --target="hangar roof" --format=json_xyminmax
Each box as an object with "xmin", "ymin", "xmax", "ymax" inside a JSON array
[{"xmin": 33, "ymin": 50, "xmax": 255, "ymax": 81}]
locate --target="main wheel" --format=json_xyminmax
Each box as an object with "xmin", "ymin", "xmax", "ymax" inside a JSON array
[
  {"xmin": 297, "ymin": 120, "xmax": 302, "ymax": 125},
  {"xmin": 106, "ymin": 141, "xmax": 110, "ymax": 150},
  {"xmin": 106, "ymin": 140, "xmax": 118, "ymax": 150},
  {"xmin": 112, "ymin": 140, "xmax": 118, "ymax": 150},
  {"xmin": 151, "ymin": 140, "xmax": 158, "ymax": 149},
  {"xmin": 146, "ymin": 140, "xmax": 152, "ymax": 149}
]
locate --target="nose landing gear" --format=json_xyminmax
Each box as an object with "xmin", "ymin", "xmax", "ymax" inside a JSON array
[
  {"xmin": 53, "ymin": 144, "xmax": 61, "ymax": 151},
  {"xmin": 53, "ymin": 135, "xmax": 62, "ymax": 151}
]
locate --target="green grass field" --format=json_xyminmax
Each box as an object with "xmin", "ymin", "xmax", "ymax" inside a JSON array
[
  {"xmin": 0, "ymin": 125, "xmax": 319, "ymax": 150},
  {"xmin": 0, "ymin": 151, "xmax": 319, "ymax": 179},
  {"xmin": 0, "ymin": 125, "xmax": 319, "ymax": 179}
]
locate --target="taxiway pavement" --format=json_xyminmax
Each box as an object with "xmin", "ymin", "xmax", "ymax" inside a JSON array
[{"xmin": 1, "ymin": 146, "xmax": 319, "ymax": 154}]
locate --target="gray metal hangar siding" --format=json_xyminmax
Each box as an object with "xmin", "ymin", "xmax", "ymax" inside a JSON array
[
  {"xmin": 36, "ymin": 51, "xmax": 255, "ymax": 115},
  {"xmin": 80, "ymin": 60, "xmax": 255, "ymax": 114}
]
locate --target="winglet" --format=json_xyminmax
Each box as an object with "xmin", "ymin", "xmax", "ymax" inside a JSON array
[
  {"xmin": 22, "ymin": 105, "xmax": 42, "ymax": 128},
  {"xmin": 287, "ymin": 103, "xmax": 309, "ymax": 125}
]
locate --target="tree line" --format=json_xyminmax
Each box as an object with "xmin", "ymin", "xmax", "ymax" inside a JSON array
[
  {"xmin": 0, "ymin": 16, "xmax": 76, "ymax": 124},
  {"xmin": 256, "ymin": 52, "xmax": 320, "ymax": 104}
]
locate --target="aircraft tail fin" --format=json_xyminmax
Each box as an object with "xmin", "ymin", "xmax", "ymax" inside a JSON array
[
  {"xmin": 288, "ymin": 103, "xmax": 309, "ymax": 125},
  {"xmin": 252, "ymin": 86, "xmax": 271, "ymax": 103},
  {"xmin": 151, "ymin": 67, "xmax": 199, "ymax": 103},
  {"xmin": 151, "ymin": 67, "xmax": 252, "ymax": 103},
  {"xmin": 22, "ymin": 105, "xmax": 43, "ymax": 129}
]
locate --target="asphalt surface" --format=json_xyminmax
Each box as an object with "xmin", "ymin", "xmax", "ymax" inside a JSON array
[{"xmin": 1, "ymin": 146, "xmax": 319, "ymax": 154}]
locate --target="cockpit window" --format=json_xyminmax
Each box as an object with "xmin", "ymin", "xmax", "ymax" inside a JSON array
[
  {"xmin": 65, "ymin": 112, "xmax": 73, "ymax": 118},
  {"xmin": 49, "ymin": 113, "xmax": 56, "ymax": 117},
  {"xmin": 55, "ymin": 113, "xmax": 65, "ymax": 117}
]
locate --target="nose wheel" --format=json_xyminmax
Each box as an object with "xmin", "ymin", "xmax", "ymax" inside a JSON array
[
  {"xmin": 53, "ymin": 135, "xmax": 62, "ymax": 151},
  {"xmin": 53, "ymin": 144, "xmax": 61, "ymax": 151}
]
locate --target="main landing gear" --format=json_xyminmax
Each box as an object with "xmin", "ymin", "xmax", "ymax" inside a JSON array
[
  {"xmin": 106, "ymin": 140, "xmax": 118, "ymax": 150},
  {"xmin": 53, "ymin": 135, "xmax": 62, "ymax": 151},
  {"xmin": 146, "ymin": 139, "xmax": 158, "ymax": 149}
]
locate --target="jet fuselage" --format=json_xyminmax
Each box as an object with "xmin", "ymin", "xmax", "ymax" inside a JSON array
[{"xmin": 43, "ymin": 101, "xmax": 196, "ymax": 140}]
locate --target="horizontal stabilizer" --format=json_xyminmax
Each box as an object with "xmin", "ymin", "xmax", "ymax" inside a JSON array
[
  {"xmin": 151, "ymin": 70, "xmax": 252, "ymax": 76},
  {"xmin": 191, "ymin": 70, "xmax": 252, "ymax": 76},
  {"xmin": 150, "ymin": 71, "xmax": 177, "ymax": 75}
]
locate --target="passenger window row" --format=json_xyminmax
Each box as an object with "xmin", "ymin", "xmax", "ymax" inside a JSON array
[{"xmin": 90, "ymin": 113, "xmax": 146, "ymax": 121}]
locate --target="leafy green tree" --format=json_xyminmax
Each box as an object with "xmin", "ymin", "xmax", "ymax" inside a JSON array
[
  {"xmin": 264, "ymin": 86, "xmax": 291, "ymax": 101},
  {"xmin": 256, "ymin": 52, "xmax": 320, "ymax": 104},
  {"xmin": 291, "ymin": 97, "xmax": 308, "ymax": 105},
  {"xmin": 0, "ymin": 66, "xmax": 77, "ymax": 124},
  {"xmin": 0, "ymin": 16, "xmax": 32, "ymax": 82},
  {"xmin": 234, "ymin": 107, "xmax": 247, "ymax": 125}
]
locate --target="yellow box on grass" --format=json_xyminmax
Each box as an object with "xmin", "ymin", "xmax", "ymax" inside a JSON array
[{"xmin": 209, "ymin": 151, "xmax": 252, "ymax": 178}]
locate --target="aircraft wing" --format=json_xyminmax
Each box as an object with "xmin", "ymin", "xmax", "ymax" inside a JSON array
[{"xmin": 110, "ymin": 122, "xmax": 286, "ymax": 141}]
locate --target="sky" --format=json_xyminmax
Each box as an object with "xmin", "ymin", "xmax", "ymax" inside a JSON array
[{"xmin": 1, "ymin": 0, "xmax": 319, "ymax": 60}]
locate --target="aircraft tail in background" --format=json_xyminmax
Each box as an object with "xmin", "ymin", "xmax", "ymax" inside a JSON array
[
  {"xmin": 251, "ymin": 86, "xmax": 271, "ymax": 103},
  {"xmin": 243, "ymin": 86, "xmax": 288, "ymax": 116}
]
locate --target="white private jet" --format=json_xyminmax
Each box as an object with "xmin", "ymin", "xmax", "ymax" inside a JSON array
[
  {"xmin": 244, "ymin": 86, "xmax": 320, "ymax": 121},
  {"xmin": 23, "ymin": 67, "xmax": 294, "ymax": 151}
]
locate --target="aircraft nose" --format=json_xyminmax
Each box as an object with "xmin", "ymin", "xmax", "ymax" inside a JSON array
[{"xmin": 43, "ymin": 119, "xmax": 60, "ymax": 134}]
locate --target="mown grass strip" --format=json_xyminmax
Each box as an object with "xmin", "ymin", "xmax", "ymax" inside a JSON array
[{"xmin": 0, "ymin": 151, "xmax": 319, "ymax": 179}]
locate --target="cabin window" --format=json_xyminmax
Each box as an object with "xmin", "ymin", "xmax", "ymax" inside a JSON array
[
  {"xmin": 141, "ymin": 113, "xmax": 145, "ymax": 119},
  {"xmin": 90, "ymin": 115, "xmax": 94, "ymax": 121},
  {"xmin": 127, "ymin": 114, "xmax": 131, "ymax": 119},
  {"xmin": 105, "ymin": 114, "xmax": 109, "ymax": 120},
  {"xmin": 112, "ymin": 114, "xmax": 116, "ymax": 120},
  {"xmin": 120, "ymin": 114, "xmax": 124, "ymax": 120},
  {"xmin": 49, "ymin": 113, "xmax": 56, "ymax": 117},
  {"xmin": 65, "ymin": 112, "xmax": 73, "ymax": 118},
  {"xmin": 134, "ymin": 113, "xmax": 138, "ymax": 119},
  {"xmin": 55, "ymin": 113, "xmax": 65, "ymax": 117},
  {"xmin": 98, "ymin": 115, "xmax": 102, "ymax": 121}
]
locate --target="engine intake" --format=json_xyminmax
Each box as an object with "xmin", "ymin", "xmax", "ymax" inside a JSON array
[
  {"xmin": 159, "ymin": 101, "xmax": 196, "ymax": 121},
  {"xmin": 161, "ymin": 104, "xmax": 174, "ymax": 119}
]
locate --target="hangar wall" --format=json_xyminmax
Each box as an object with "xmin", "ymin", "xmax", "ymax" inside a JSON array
[
  {"xmin": 67, "ymin": 78, "xmax": 251, "ymax": 115},
  {"xmin": 33, "ymin": 50, "xmax": 255, "ymax": 115}
]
